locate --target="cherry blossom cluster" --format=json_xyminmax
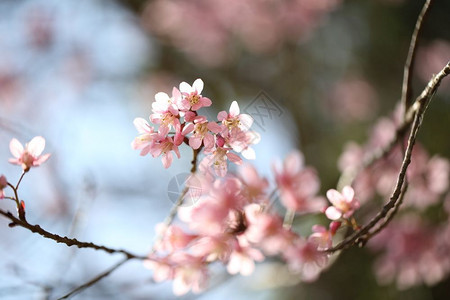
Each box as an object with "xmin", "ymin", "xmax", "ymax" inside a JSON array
[
  {"xmin": 131, "ymin": 78, "xmax": 259, "ymax": 176},
  {"xmin": 142, "ymin": 149, "xmax": 362, "ymax": 295}
]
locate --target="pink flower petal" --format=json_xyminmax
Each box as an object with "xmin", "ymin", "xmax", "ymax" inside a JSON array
[
  {"xmin": 193, "ymin": 78, "xmax": 204, "ymax": 93},
  {"xmin": 206, "ymin": 122, "xmax": 221, "ymax": 134},
  {"xmin": 27, "ymin": 137, "xmax": 45, "ymax": 159},
  {"xmin": 179, "ymin": 81, "xmax": 191, "ymax": 94},
  {"xmin": 34, "ymin": 153, "xmax": 51, "ymax": 166},
  {"xmin": 217, "ymin": 111, "xmax": 227, "ymax": 121},
  {"xmin": 326, "ymin": 189, "xmax": 342, "ymax": 207},
  {"xmin": 9, "ymin": 138, "xmax": 24, "ymax": 159},
  {"xmin": 229, "ymin": 101, "xmax": 240, "ymax": 116},
  {"xmin": 325, "ymin": 206, "xmax": 342, "ymax": 220},
  {"xmin": 133, "ymin": 118, "xmax": 151, "ymax": 134},
  {"xmin": 189, "ymin": 136, "xmax": 202, "ymax": 149},
  {"xmin": 227, "ymin": 152, "xmax": 242, "ymax": 165},
  {"xmin": 162, "ymin": 152, "xmax": 173, "ymax": 168},
  {"xmin": 182, "ymin": 123, "xmax": 194, "ymax": 135},
  {"xmin": 342, "ymin": 186, "xmax": 355, "ymax": 201}
]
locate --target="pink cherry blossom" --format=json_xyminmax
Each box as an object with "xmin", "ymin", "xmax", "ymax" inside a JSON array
[
  {"xmin": 149, "ymin": 136, "xmax": 181, "ymax": 168},
  {"xmin": 244, "ymin": 205, "xmax": 295, "ymax": 255},
  {"xmin": 154, "ymin": 224, "xmax": 197, "ymax": 252},
  {"xmin": 227, "ymin": 237, "xmax": 264, "ymax": 276},
  {"xmin": 273, "ymin": 151, "xmax": 324, "ymax": 212},
  {"xmin": 190, "ymin": 235, "xmax": 233, "ymax": 262},
  {"xmin": 308, "ymin": 221, "xmax": 341, "ymax": 250},
  {"xmin": 171, "ymin": 253, "xmax": 209, "ymax": 296},
  {"xmin": 238, "ymin": 164, "xmax": 269, "ymax": 203},
  {"xmin": 179, "ymin": 79, "xmax": 212, "ymax": 111},
  {"xmin": 150, "ymin": 89, "xmax": 181, "ymax": 136},
  {"xmin": 143, "ymin": 256, "xmax": 174, "ymax": 283},
  {"xmin": 9, "ymin": 136, "xmax": 51, "ymax": 172},
  {"xmin": 0, "ymin": 175, "xmax": 7, "ymax": 199},
  {"xmin": 284, "ymin": 240, "xmax": 328, "ymax": 282},
  {"xmin": 181, "ymin": 115, "xmax": 222, "ymax": 150},
  {"xmin": 131, "ymin": 117, "xmax": 158, "ymax": 156},
  {"xmin": 325, "ymin": 186, "xmax": 360, "ymax": 220},
  {"xmin": 218, "ymin": 101, "xmax": 253, "ymax": 132},
  {"xmin": 200, "ymin": 146, "xmax": 242, "ymax": 177},
  {"xmin": 369, "ymin": 216, "xmax": 449, "ymax": 289}
]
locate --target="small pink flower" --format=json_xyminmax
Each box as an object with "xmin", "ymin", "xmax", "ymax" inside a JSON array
[
  {"xmin": 200, "ymin": 147, "xmax": 242, "ymax": 177},
  {"xmin": 9, "ymin": 136, "xmax": 51, "ymax": 172},
  {"xmin": 238, "ymin": 164, "xmax": 268, "ymax": 203},
  {"xmin": 274, "ymin": 151, "xmax": 323, "ymax": 212},
  {"xmin": 150, "ymin": 90, "xmax": 181, "ymax": 136},
  {"xmin": 0, "ymin": 175, "xmax": 7, "ymax": 199},
  {"xmin": 144, "ymin": 257, "xmax": 174, "ymax": 283},
  {"xmin": 308, "ymin": 222, "xmax": 341, "ymax": 250},
  {"xmin": 217, "ymin": 101, "xmax": 253, "ymax": 132},
  {"xmin": 284, "ymin": 240, "xmax": 328, "ymax": 282},
  {"xmin": 179, "ymin": 78, "xmax": 212, "ymax": 111},
  {"xmin": 227, "ymin": 237, "xmax": 264, "ymax": 276},
  {"xmin": 171, "ymin": 253, "xmax": 209, "ymax": 296},
  {"xmin": 181, "ymin": 115, "xmax": 222, "ymax": 150},
  {"xmin": 155, "ymin": 224, "xmax": 197, "ymax": 252},
  {"xmin": 325, "ymin": 186, "xmax": 360, "ymax": 220},
  {"xmin": 131, "ymin": 117, "xmax": 158, "ymax": 156},
  {"xmin": 149, "ymin": 136, "xmax": 181, "ymax": 168}
]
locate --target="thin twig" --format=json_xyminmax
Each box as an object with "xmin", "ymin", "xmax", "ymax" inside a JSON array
[
  {"xmin": 326, "ymin": 62, "xmax": 450, "ymax": 253},
  {"xmin": 0, "ymin": 209, "xmax": 147, "ymax": 260},
  {"xmin": 401, "ymin": 0, "xmax": 433, "ymax": 116},
  {"xmin": 337, "ymin": 0, "xmax": 434, "ymax": 190},
  {"xmin": 57, "ymin": 258, "xmax": 129, "ymax": 300},
  {"xmin": 360, "ymin": 182, "xmax": 408, "ymax": 243}
]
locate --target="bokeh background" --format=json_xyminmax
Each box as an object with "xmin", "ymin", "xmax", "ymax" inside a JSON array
[{"xmin": 0, "ymin": 0, "xmax": 449, "ymax": 299}]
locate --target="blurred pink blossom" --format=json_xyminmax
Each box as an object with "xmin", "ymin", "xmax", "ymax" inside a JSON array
[
  {"xmin": 273, "ymin": 151, "xmax": 324, "ymax": 212},
  {"xmin": 416, "ymin": 40, "xmax": 450, "ymax": 91},
  {"xmin": 143, "ymin": 0, "xmax": 341, "ymax": 66},
  {"xmin": 370, "ymin": 216, "xmax": 450, "ymax": 289},
  {"xmin": 326, "ymin": 76, "xmax": 378, "ymax": 122}
]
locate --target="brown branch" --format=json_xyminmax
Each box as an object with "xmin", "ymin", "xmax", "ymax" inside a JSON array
[
  {"xmin": 326, "ymin": 62, "xmax": 450, "ymax": 253},
  {"xmin": 57, "ymin": 258, "xmax": 129, "ymax": 300},
  {"xmin": 0, "ymin": 209, "xmax": 147, "ymax": 260},
  {"xmin": 337, "ymin": 0, "xmax": 434, "ymax": 190},
  {"xmin": 401, "ymin": 0, "xmax": 433, "ymax": 116}
]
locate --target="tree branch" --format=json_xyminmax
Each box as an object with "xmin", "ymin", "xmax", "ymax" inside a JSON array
[
  {"xmin": 0, "ymin": 209, "xmax": 147, "ymax": 260},
  {"xmin": 327, "ymin": 62, "xmax": 450, "ymax": 253},
  {"xmin": 401, "ymin": 0, "xmax": 433, "ymax": 116},
  {"xmin": 57, "ymin": 258, "xmax": 129, "ymax": 300}
]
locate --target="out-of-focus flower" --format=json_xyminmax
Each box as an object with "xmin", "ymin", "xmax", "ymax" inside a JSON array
[
  {"xmin": 370, "ymin": 216, "xmax": 449, "ymax": 289},
  {"xmin": 0, "ymin": 175, "xmax": 7, "ymax": 199},
  {"xmin": 9, "ymin": 136, "xmax": 51, "ymax": 172},
  {"xmin": 326, "ymin": 76, "xmax": 378, "ymax": 122},
  {"xmin": 284, "ymin": 240, "xmax": 328, "ymax": 282},
  {"xmin": 143, "ymin": 0, "xmax": 342, "ymax": 66},
  {"xmin": 417, "ymin": 40, "xmax": 450, "ymax": 91},
  {"xmin": 171, "ymin": 253, "xmax": 209, "ymax": 296},
  {"xmin": 227, "ymin": 236, "xmax": 264, "ymax": 276},
  {"xmin": 325, "ymin": 186, "xmax": 360, "ymax": 220},
  {"xmin": 131, "ymin": 118, "xmax": 158, "ymax": 155},
  {"xmin": 308, "ymin": 221, "xmax": 341, "ymax": 250},
  {"xmin": 273, "ymin": 151, "xmax": 323, "ymax": 212}
]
